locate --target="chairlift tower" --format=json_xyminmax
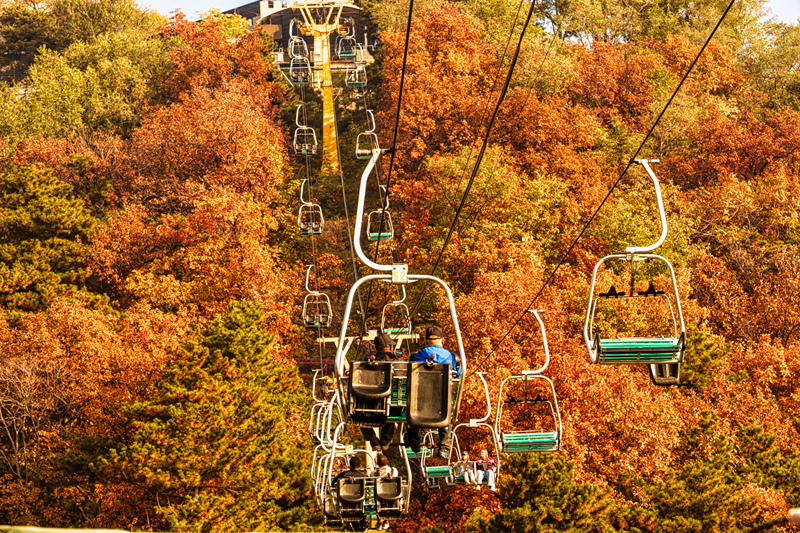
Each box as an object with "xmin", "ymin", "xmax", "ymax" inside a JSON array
[{"xmin": 293, "ymin": 0, "xmax": 350, "ymax": 174}]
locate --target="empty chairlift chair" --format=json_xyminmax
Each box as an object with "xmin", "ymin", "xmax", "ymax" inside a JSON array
[
  {"xmin": 294, "ymin": 105, "xmax": 317, "ymax": 155},
  {"xmin": 337, "ymin": 35, "xmax": 358, "ymax": 61},
  {"xmin": 345, "ymin": 64, "xmax": 367, "ymax": 87},
  {"xmin": 288, "ymin": 20, "xmax": 309, "ymax": 58},
  {"xmin": 366, "ymin": 185, "xmax": 394, "ymax": 241},
  {"xmin": 494, "ymin": 310, "xmax": 563, "ymax": 453},
  {"xmin": 356, "ymin": 110, "xmax": 380, "ymax": 160},
  {"xmin": 381, "ymin": 286, "xmax": 411, "ymax": 337},
  {"xmin": 583, "ymin": 159, "xmax": 685, "ymax": 384},
  {"xmin": 302, "ymin": 265, "xmax": 332, "ymax": 329}
]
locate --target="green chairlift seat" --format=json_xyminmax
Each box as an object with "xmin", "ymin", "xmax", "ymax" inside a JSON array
[
  {"xmin": 500, "ymin": 431, "xmax": 560, "ymax": 453},
  {"xmin": 594, "ymin": 334, "xmax": 684, "ymax": 365}
]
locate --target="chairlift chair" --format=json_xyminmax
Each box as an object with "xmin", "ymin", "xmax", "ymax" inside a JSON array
[
  {"xmin": 494, "ymin": 310, "xmax": 563, "ymax": 453},
  {"xmin": 294, "ymin": 105, "xmax": 317, "ymax": 155},
  {"xmin": 366, "ymin": 184, "xmax": 393, "ymax": 241},
  {"xmin": 381, "ymin": 286, "xmax": 411, "ymax": 337},
  {"xmin": 298, "ymin": 203, "xmax": 324, "ymax": 235},
  {"xmin": 302, "ymin": 265, "xmax": 332, "ymax": 328},
  {"xmin": 495, "ymin": 374, "xmax": 562, "ymax": 453},
  {"xmin": 288, "ymin": 20, "xmax": 308, "ymax": 57},
  {"xmin": 366, "ymin": 209, "xmax": 393, "ymax": 241},
  {"xmin": 321, "ymin": 424, "xmax": 412, "ymax": 524},
  {"xmin": 294, "ymin": 128, "xmax": 317, "ymax": 155},
  {"xmin": 345, "ymin": 64, "xmax": 367, "ymax": 87},
  {"xmin": 583, "ymin": 159, "xmax": 686, "ymax": 373},
  {"xmin": 337, "ymin": 35, "xmax": 358, "ymax": 61},
  {"xmin": 356, "ymin": 110, "xmax": 380, "ymax": 160},
  {"xmin": 444, "ymin": 372, "xmax": 501, "ymax": 486},
  {"xmin": 333, "ymin": 148, "xmax": 467, "ymax": 457},
  {"xmin": 303, "ymin": 292, "xmax": 332, "ymax": 329},
  {"xmin": 289, "ymin": 57, "xmax": 312, "ymax": 84},
  {"xmin": 356, "ymin": 132, "xmax": 379, "ymax": 159}
]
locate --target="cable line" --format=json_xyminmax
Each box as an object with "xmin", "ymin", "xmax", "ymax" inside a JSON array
[
  {"xmin": 332, "ymin": 92, "xmax": 368, "ymax": 334},
  {"xmin": 408, "ymin": 0, "xmax": 538, "ymax": 318},
  {"xmin": 468, "ymin": 0, "xmax": 739, "ymax": 377}
]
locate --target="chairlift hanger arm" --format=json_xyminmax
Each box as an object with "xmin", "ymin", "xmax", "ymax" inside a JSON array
[
  {"xmin": 525, "ymin": 309, "xmax": 550, "ymax": 374},
  {"xmin": 305, "ymin": 264, "xmax": 316, "ymax": 293},
  {"xmin": 353, "ymin": 148, "xmax": 394, "ymax": 272},
  {"xmin": 626, "ymin": 159, "xmax": 668, "ymax": 255}
]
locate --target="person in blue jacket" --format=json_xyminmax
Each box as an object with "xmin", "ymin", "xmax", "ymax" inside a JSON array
[{"xmin": 407, "ymin": 326, "xmax": 461, "ymax": 458}]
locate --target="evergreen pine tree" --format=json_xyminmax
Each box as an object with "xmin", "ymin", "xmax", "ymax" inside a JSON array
[
  {"xmin": 465, "ymin": 453, "xmax": 621, "ymax": 533},
  {"xmin": 109, "ymin": 301, "xmax": 318, "ymax": 531},
  {"xmin": 640, "ymin": 412, "xmax": 760, "ymax": 532},
  {"xmin": 0, "ymin": 162, "xmax": 99, "ymax": 312}
]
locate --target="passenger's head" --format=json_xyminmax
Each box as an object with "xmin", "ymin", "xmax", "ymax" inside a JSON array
[
  {"xmin": 480, "ymin": 449, "xmax": 488, "ymax": 460},
  {"xmin": 462, "ymin": 451, "xmax": 470, "ymax": 461},
  {"xmin": 425, "ymin": 326, "xmax": 444, "ymax": 346},
  {"xmin": 349, "ymin": 456, "xmax": 363, "ymax": 470},
  {"xmin": 377, "ymin": 454, "xmax": 389, "ymax": 467},
  {"xmin": 374, "ymin": 330, "xmax": 394, "ymax": 354}
]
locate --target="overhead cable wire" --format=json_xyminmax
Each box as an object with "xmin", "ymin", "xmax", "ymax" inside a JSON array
[
  {"xmin": 450, "ymin": 0, "xmax": 527, "ymax": 202},
  {"xmin": 468, "ymin": 0, "xmax": 739, "ymax": 376},
  {"xmin": 408, "ymin": 0, "xmax": 538, "ymax": 318},
  {"xmin": 332, "ymin": 91, "xmax": 368, "ymax": 335}
]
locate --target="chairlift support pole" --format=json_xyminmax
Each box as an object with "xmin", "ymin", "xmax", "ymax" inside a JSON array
[{"xmin": 294, "ymin": 0, "xmax": 351, "ymax": 174}]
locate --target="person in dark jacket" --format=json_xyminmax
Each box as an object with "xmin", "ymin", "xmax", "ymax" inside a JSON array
[
  {"xmin": 360, "ymin": 330, "xmax": 398, "ymax": 453},
  {"xmin": 333, "ymin": 456, "xmax": 365, "ymax": 483}
]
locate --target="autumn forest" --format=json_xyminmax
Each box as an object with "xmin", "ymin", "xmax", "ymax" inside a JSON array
[{"xmin": 0, "ymin": 0, "xmax": 799, "ymax": 530}]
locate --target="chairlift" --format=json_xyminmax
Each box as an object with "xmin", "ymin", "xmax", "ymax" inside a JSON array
[
  {"xmin": 494, "ymin": 310, "xmax": 563, "ymax": 453},
  {"xmin": 303, "ymin": 265, "xmax": 332, "ymax": 329},
  {"xmin": 381, "ymin": 285, "xmax": 411, "ymax": 337},
  {"xmin": 289, "ymin": 57, "xmax": 312, "ymax": 84},
  {"xmin": 337, "ymin": 36, "xmax": 358, "ymax": 61},
  {"xmin": 442, "ymin": 372, "xmax": 501, "ymax": 486},
  {"xmin": 289, "ymin": 20, "xmax": 309, "ymax": 59},
  {"xmin": 345, "ymin": 64, "xmax": 367, "ymax": 87},
  {"xmin": 366, "ymin": 185, "xmax": 394, "ymax": 241},
  {"xmin": 583, "ymin": 159, "xmax": 686, "ymax": 372},
  {"xmin": 294, "ymin": 105, "xmax": 317, "ymax": 155},
  {"xmin": 298, "ymin": 203, "xmax": 324, "ymax": 235},
  {"xmin": 356, "ymin": 110, "xmax": 380, "ymax": 160},
  {"xmin": 319, "ymin": 424, "xmax": 412, "ymax": 525}
]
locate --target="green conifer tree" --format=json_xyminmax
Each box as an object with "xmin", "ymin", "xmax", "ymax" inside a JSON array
[
  {"xmin": 0, "ymin": 162, "xmax": 99, "ymax": 312},
  {"xmin": 110, "ymin": 301, "xmax": 319, "ymax": 531},
  {"xmin": 638, "ymin": 412, "xmax": 760, "ymax": 532},
  {"xmin": 465, "ymin": 453, "xmax": 621, "ymax": 533}
]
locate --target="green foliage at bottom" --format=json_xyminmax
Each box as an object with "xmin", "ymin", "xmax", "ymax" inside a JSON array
[{"xmin": 465, "ymin": 453, "xmax": 620, "ymax": 533}]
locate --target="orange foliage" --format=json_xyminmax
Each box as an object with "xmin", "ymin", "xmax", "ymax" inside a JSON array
[{"xmin": 123, "ymin": 79, "xmax": 287, "ymax": 215}]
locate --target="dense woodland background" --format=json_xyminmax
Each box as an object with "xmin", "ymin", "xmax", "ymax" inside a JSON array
[{"xmin": 0, "ymin": 0, "xmax": 799, "ymax": 530}]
